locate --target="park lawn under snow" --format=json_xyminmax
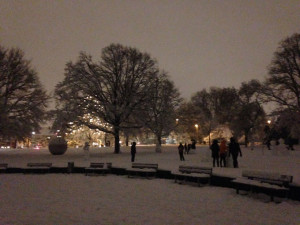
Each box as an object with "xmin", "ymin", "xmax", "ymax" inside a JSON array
[{"xmin": 0, "ymin": 144, "xmax": 299, "ymax": 225}]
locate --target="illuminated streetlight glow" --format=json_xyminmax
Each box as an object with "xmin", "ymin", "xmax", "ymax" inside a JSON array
[
  {"xmin": 195, "ymin": 124, "xmax": 199, "ymax": 142},
  {"xmin": 267, "ymin": 120, "xmax": 271, "ymax": 124}
]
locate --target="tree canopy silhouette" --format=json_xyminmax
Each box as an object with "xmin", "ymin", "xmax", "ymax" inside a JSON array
[
  {"xmin": 54, "ymin": 44, "xmax": 159, "ymax": 153},
  {"xmin": 0, "ymin": 46, "xmax": 49, "ymax": 140}
]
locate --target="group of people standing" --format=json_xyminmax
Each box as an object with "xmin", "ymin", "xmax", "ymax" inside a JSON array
[
  {"xmin": 210, "ymin": 137, "xmax": 242, "ymax": 168},
  {"xmin": 84, "ymin": 139, "xmax": 242, "ymax": 167},
  {"xmin": 178, "ymin": 138, "xmax": 242, "ymax": 168}
]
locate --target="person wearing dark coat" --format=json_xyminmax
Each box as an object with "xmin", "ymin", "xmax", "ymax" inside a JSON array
[
  {"xmin": 184, "ymin": 143, "xmax": 188, "ymax": 154},
  {"xmin": 178, "ymin": 143, "xmax": 185, "ymax": 161},
  {"xmin": 266, "ymin": 139, "xmax": 271, "ymax": 150},
  {"xmin": 210, "ymin": 139, "xmax": 220, "ymax": 167},
  {"xmin": 228, "ymin": 137, "xmax": 242, "ymax": 168},
  {"xmin": 187, "ymin": 144, "xmax": 191, "ymax": 154},
  {"xmin": 131, "ymin": 142, "xmax": 136, "ymax": 162},
  {"xmin": 286, "ymin": 136, "xmax": 295, "ymax": 150}
]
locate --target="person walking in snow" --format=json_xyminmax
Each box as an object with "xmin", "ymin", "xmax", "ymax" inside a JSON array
[
  {"xmin": 210, "ymin": 139, "xmax": 220, "ymax": 167},
  {"xmin": 219, "ymin": 139, "xmax": 228, "ymax": 167},
  {"xmin": 286, "ymin": 136, "xmax": 295, "ymax": 150},
  {"xmin": 187, "ymin": 143, "xmax": 191, "ymax": 154},
  {"xmin": 228, "ymin": 137, "xmax": 242, "ymax": 168},
  {"xmin": 266, "ymin": 139, "xmax": 271, "ymax": 150},
  {"xmin": 178, "ymin": 143, "xmax": 185, "ymax": 161},
  {"xmin": 184, "ymin": 143, "xmax": 188, "ymax": 154},
  {"xmin": 131, "ymin": 142, "xmax": 136, "ymax": 162},
  {"xmin": 83, "ymin": 142, "xmax": 90, "ymax": 160}
]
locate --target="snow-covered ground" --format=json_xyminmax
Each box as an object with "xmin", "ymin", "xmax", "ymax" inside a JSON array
[{"xmin": 0, "ymin": 144, "xmax": 299, "ymax": 225}]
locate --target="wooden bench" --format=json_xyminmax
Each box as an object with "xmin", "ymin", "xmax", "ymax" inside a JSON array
[
  {"xmin": 127, "ymin": 163, "xmax": 158, "ymax": 178},
  {"xmin": 27, "ymin": 163, "xmax": 52, "ymax": 167},
  {"xmin": 24, "ymin": 163, "xmax": 53, "ymax": 174},
  {"xmin": 231, "ymin": 170, "xmax": 293, "ymax": 201},
  {"xmin": 85, "ymin": 162, "xmax": 112, "ymax": 176},
  {"xmin": 0, "ymin": 163, "xmax": 8, "ymax": 173},
  {"xmin": 172, "ymin": 166, "xmax": 212, "ymax": 186}
]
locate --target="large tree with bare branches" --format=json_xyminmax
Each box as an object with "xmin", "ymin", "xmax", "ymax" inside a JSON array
[
  {"xmin": 190, "ymin": 87, "xmax": 239, "ymax": 145},
  {"xmin": 0, "ymin": 46, "xmax": 49, "ymax": 141},
  {"xmin": 262, "ymin": 33, "xmax": 300, "ymax": 111},
  {"xmin": 230, "ymin": 80, "xmax": 266, "ymax": 146},
  {"xmin": 261, "ymin": 33, "xmax": 300, "ymax": 141},
  {"xmin": 142, "ymin": 72, "xmax": 182, "ymax": 152},
  {"xmin": 54, "ymin": 44, "xmax": 159, "ymax": 153}
]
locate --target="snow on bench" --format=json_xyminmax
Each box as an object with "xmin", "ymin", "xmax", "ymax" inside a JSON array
[
  {"xmin": 241, "ymin": 170, "xmax": 293, "ymax": 186},
  {"xmin": 85, "ymin": 162, "xmax": 112, "ymax": 176},
  {"xmin": 27, "ymin": 163, "xmax": 52, "ymax": 167},
  {"xmin": 231, "ymin": 169, "xmax": 293, "ymax": 201},
  {"xmin": 126, "ymin": 163, "xmax": 158, "ymax": 178},
  {"xmin": 172, "ymin": 165, "xmax": 212, "ymax": 186},
  {"xmin": 0, "ymin": 163, "xmax": 8, "ymax": 173},
  {"xmin": 24, "ymin": 163, "xmax": 53, "ymax": 174}
]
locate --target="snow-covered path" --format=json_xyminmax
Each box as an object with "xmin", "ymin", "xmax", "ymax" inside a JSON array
[
  {"xmin": 0, "ymin": 174, "xmax": 299, "ymax": 225},
  {"xmin": 0, "ymin": 145, "xmax": 299, "ymax": 224}
]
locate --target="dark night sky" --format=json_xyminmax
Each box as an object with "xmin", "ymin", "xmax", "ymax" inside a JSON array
[{"xmin": 1, "ymin": 0, "xmax": 300, "ymax": 105}]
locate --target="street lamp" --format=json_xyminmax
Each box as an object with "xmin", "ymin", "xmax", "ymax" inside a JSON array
[
  {"xmin": 195, "ymin": 124, "xmax": 199, "ymax": 140},
  {"xmin": 31, "ymin": 131, "xmax": 36, "ymax": 148},
  {"xmin": 175, "ymin": 119, "xmax": 180, "ymax": 143},
  {"xmin": 267, "ymin": 120, "xmax": 271, "ymax": 124}
]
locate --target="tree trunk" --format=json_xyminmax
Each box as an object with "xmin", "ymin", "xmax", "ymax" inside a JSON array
[
  {"xmin": 155, "ymin": 135, "xmax": 162, "ymax": 153},
  {"xmin": 104, "ymin": 133, "xmax": 107, "ymax": 146},
  {"xmin": 125, "ymin": 134, "xmax": 129, "ymax": 146},
  {"xmin": 114, "ymin": 126, "xmax": 120, "ymax": 154},
  {"xmin": 245, "ymin": 130, "xmax": 249, "ymax": 147}
]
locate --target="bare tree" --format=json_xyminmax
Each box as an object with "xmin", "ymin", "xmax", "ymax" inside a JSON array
[
  {"xmin": 190, "ymin": 87, "xmax": 238, "ymax": 145},
  {"xmin": 0, "ymin": 46, "xmax": 49, "ymax": 141},
  {"xmin": 142, "ymin": 72, "xmax": 182, "ymax": 152},
  {"xmin": 230, "ymin": 80, "xmax": 266, "ymax": 146},
  {"xmin": 54, "ymin": 44, "xmax": 158, "ymax": 153},
  {"xmin": 176, "ymin": 102, "xmax": 202, "ymax": 142},
  {"xmin": 272, "ymin": 110, "xmax": 300, "ymax": 141},
  {"xmin": 262, "ymin": 33, "xmax": 300, "ymax": 111},
  {"xmin": 261, "ymin": 33, "xmax": 300, "ymax": 143}
]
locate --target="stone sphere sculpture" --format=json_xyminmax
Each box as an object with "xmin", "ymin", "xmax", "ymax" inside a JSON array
[{"xmin": 48, "ymin": 137, "xmax": 68, "ymax": 155}]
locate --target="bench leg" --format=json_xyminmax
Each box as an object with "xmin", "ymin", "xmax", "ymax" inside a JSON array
[
  {"xmin": 270, "ymin": 190, "xmax": 275, "ymax": 202},
  {"xmin": 183, "ymin": 176, "xmax": 187, "ymax": 184}
]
